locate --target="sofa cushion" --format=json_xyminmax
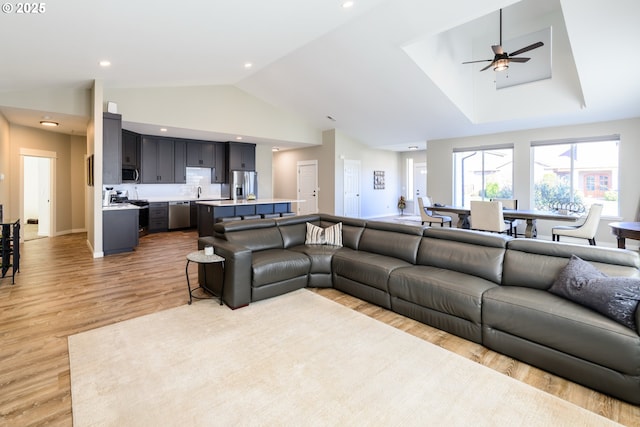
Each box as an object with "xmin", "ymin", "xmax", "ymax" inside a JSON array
[
  {"xmin": 332, "ymin": 250, "xmax": 411, "ymax": 292},
  {"xmin": 389, "ymin": 265, "xmax": 498, "ymax": 324},
  {"xmin": 251, "ymin": 249, "xmax": 310, "ymax": 287},
  {"xmin": 482, "ymin": 286, "xmax": 640, "ymax": 376},
  {"xmin": 549, "ymin": 255, "xmax": 640, "ymax": 331},
  {"xmin": 305, "ymin": 222, "xmax": 342, "ymax": 246}
]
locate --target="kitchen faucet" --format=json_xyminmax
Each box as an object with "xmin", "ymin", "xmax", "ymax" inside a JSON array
[{"xmin": 197, "ymin": 186, "xmax": 202, "ymax": 198}]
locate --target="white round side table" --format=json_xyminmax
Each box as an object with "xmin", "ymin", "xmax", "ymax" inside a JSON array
[{"xmin": 185, "ymin": 250, "xmax": 225, "ymax": 305}]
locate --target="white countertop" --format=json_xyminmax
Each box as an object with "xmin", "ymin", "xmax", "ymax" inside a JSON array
[
  {"xmin": 144, "ymin": 196, "xmax": 227, "ymax": 203},
  {"xmin": 102, "ymin": 203, "xmax": 143, "ymax": 211},
  {"xmin": 196, "ymin": 198, "xmax": 302, "ymax": 206}
]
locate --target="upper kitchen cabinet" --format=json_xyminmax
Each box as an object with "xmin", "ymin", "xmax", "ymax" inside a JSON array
[
  {"xmin": 186, "ymin": 141, "xmax": 215, "ymax": 168},
  {"xmin": 213, "ymin": 142, "xmax": 226, "ymax": 183},
  {"xmin": 103, "ymin": 113, "xmax": 122, "ymax": 185},
  {"xmin": 174, "ymin": 139, "xmax": 186, "ymax": 184},
  {"xmin": 122, "ymin": 130, "xmax": 140, "ymax": 169},
  {"xmin": 141, "ymin": 136, "xmax": 175, "ymax": 183},
  {"xmin": 226, "ymin": 142, "xmax": 256, "ymax": 171}
]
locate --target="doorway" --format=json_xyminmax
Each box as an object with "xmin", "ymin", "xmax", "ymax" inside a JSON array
[
  {"xmin": 21, "ymin": 150, "xmax": 55, "ymax": 240},
  {"xmin": 413, "ymin": 162, "xmax": 426, "ymax": 215},
  {"xmin": 343, "ymin": 160, "xmax": 361, "ymax": 217},
  {"xmin": 297, "ymin": 160, "xmax": 318, "ymax": 215}
]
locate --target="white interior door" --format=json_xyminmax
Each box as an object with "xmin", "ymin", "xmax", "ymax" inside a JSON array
[
  {"xmin": 413, "ymin": 162, "xmax": 427, "ymax": 215},
  {"xmin": 297, "ymin": 161, "xmax": 318, "ymax": 215},
  {"xmin": 344, "ymin": 160, "xmax": 361, "ymax": 217}
]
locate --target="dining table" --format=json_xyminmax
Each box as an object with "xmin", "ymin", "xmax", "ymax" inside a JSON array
[
  {"xmin": 608, "ymin": 222, "xmax": 640, "ymax": 249},
  {"xmin": 427, "ymin": 205, "xmax": 579, "ymax": 238}
]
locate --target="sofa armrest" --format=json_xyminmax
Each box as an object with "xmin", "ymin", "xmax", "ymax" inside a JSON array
[{"xmin": 198, "ymin": 237, "xmax": 252, "ymax": 309}]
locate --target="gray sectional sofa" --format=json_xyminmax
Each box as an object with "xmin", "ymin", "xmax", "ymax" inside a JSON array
[{"xmin": 197, "ymin": 213, "xmax": 640, "ymax": 404}]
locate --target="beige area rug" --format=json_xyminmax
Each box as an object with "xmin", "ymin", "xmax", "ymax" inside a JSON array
[{"xmin": 68, "ymin": 289, "xmax": 620, "ymax": 427}]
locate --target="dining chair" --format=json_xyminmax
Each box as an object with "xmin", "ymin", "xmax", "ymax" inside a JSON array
[
  {"xmin": 490, "ymin": 198, "xmax": 521, "ymax": 237},
  {"xmin": 470, "ymin": 200, "xmax": 510, "ymax": 235},
  {"xmin": 552, "ymin": 203, "xmax": 603, "ymax": 245},
  {"xmin": 418, "ymin": 197, "xmax": 452, "ymax": 227}
]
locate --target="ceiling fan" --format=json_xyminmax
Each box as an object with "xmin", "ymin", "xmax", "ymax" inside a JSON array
[{"xmin": 463, "ymin": 9, "xmax": 544, "ymax": 72}]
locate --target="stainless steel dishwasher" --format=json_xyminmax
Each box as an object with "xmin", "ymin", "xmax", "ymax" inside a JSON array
[{"xmin": 168, "ymin": 201, "xmax": 191, "ymax": 230}]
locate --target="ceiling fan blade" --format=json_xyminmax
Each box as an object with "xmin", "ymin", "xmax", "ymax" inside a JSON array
[
  {"xmin": 480, "ymin": 62, "xmax": 496, "ymax": 72},
  {"xmin": 510, "ymin": 41, "xmax": 544, "ymax": 57},
  {"xmin": 462, "ymin": 59, "xmax": 492, "ymax": 64},
  {"xmin": 509, "ymin": 57, "xmax": 530, "ymax": 63},
  {"xmin": 492, "ymin": 45, "xmax": 503, "ymax": 55}
]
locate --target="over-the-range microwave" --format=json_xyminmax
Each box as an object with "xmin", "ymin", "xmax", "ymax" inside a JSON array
[{"xmin": 122, "ymin": 167, "xmax": 140, "ymax": 183}]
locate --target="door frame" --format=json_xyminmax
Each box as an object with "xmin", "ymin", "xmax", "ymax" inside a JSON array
[
  {"xmin": 20, "ymin": 148, "xmax": 57, "ymax": 239},
  {"xmin": 297, "ymin": 160, "xmax": 318, "ymax": 215}
]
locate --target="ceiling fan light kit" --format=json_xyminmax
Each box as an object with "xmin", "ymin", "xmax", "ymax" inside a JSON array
[{"xmin": 463, "ymin": 9, "xmax": 544, "ymax": 73}]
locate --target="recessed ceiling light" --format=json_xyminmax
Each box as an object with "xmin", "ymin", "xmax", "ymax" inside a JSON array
[
  {"xmin": 272, "ymin": 147, "xmax": 280, "ymax": 152},
  {"xmin": 236, "ymin": 136, "xmax": 243, "ymax": 140},
  {"xmin": 409, "ymin": 145, "xmax": 418, "ymax": 150},
  {"xmin": 327, "ymin": 115, "xmax": 336, "ymax": 122},
  {"xmin": 160, "ymin": 128, "xmax": 167, "ymax": 132},
  {"xmin": 99, "ymin": 60, "xmax": 111, "ymax": 67},
  {"xmin": 244, "ymin": 62, "xmax": 253, "ymax": 69},
  {"xmin": 342, "ymin": 1, "xmax": 354, "ymax": 8},
  {"xmin": 40, "ymin": 120, "xmax": 59, "ymax": 127}
]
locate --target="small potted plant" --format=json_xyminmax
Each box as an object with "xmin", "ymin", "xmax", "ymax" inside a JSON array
[{"xmin": 397, "ymin": 196, "xmax": 406, "ymax": 215}]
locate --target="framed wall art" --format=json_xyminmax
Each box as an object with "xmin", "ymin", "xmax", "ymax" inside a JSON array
[{"xmin": 373, "ymin": 170, "xmax": 385, "ymax": 190}]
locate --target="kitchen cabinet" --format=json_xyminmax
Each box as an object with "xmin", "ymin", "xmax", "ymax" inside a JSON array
[
  {"xmin": 213, "ymin": 142, "xmax": 226, "ymax": 182},
  {"xmin": 103, "ymin": 113, "xmax": 122, "ymax": 185},
  {"xmin": 174, "ymin": 140, "xmax": 186, "ymax": 183},
  {"xmin": 226, "ymin": 142, "xmax": 255, "ymax": 172},
  {"xmin": 122, "ymin": 130, "xmax": 140, "ymax": 168},
  {"xmin": 141, "ymin": 136, "xmax": 174, "ymax": 183},
  {"xmin": 190, "ymin": 201, "xmax": 198, "ymax": 228},
  {"xmin": 148, "ymin": 202, "xmax": 169, "ymax": 233},
  {"xmin": 186, "ymin": 141, "xmax": 215, "ymax": 168},
  {"xmin": 103, "ymin": 209, "xmax": 139, "ymax": 255}
]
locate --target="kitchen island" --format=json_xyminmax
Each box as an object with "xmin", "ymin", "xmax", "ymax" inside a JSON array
[{"xmin": 197, "ymin": 199, "xmax": 300, "ymax": 237}]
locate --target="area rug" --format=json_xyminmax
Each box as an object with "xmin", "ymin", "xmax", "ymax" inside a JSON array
[{"xmin": 68, "ymin": 289, "xmax": 620, "ymax": 426}]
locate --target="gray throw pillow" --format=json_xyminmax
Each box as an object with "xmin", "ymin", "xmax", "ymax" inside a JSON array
[{"xmin": 549, "ymin": 255, "xmax": 640, "ymax": 331}]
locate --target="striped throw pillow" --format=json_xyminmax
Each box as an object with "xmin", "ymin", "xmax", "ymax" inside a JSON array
[{"xmin": 305, "ymin": 222, "xmax": 342, "ymax": 247}]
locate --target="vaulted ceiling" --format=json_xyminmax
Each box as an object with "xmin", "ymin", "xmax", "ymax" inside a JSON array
[{"xmin": 1, "ymin": 0, "xmax": 638, "ymax": 151}]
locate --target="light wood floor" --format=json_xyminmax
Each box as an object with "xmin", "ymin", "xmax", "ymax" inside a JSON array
[{"xmin": 0, "ymin": 230, "xmax": 638, "ymax": 426}]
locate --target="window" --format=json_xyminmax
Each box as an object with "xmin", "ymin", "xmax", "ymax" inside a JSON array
[
  {"xmin": 453, "ymin": 146, "xmax": 514, "ymax": 207},
  {"xmin": 406, "ymin": 158, "xmax": 414, "ymax": 201},
  {"xmin": 532, "ymin": 136, "xmax": 619, "ymax": 216}
]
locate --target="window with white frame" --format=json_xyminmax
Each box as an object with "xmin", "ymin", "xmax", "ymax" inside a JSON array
[
  {"xmin": 531, "ymin": 136, "xmax": 619, "ymax": 216},
  {"xmin": 453, "ymin": 146, "xmax": 514, "ymax": 207}
]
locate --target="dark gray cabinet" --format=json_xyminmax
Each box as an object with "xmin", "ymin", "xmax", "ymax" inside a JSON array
[
  {"xmin": 186, "ymin": 141, "xmax": 215, "ymax": 167},
  {"xmin": 122, "ymin": 130, "xmax": 140, "ymax": 169},
  {"xmin": 213, "ymin": 142, "xmax": 226, "ymax": 182},
  {"xmin": 103, "ymin": 113, "xmax": 122, "ymax": 184},
  {"xmin": 174, "ymin": 140, "xmax": 186, "ymax": 184},
  {"xmin": 148, "ymin": 202, "xmax": 169, "ymax": 232},
  {"xmin": 227, "ymin": 142, "xmax": 255, "ymax": 171},
  {"xmin": 103, "ymin": 209, "xmax": 139, "ymax": 255},
  {"xmin": 141, "ymin": 137, "xmax": 174, "ymax": 183}
]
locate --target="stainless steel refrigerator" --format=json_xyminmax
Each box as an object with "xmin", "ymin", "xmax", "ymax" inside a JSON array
[{"xmin": 230, "ymin": 170, "xmax": 257, "ymax": 200}]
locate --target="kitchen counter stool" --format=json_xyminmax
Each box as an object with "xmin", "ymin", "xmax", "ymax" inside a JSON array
[{"xmin": 185, "ymin": 250, "xmax": 225, "ymax": 305}]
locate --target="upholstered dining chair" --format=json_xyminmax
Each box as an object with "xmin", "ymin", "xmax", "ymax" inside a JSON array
[
  {"xmin": 418, "ymin": 196, "xmax": 452, "ymax": 227},
  {"xmin": 552, "ymin": 203, "xmax": 603, "ymax": 245},
  {"xmin": 491, "ymin": 198, "xmax": 521, "ymax": 237},
  {"xmin": 470, "ymin": 200, "xmax": 510, "ymax": 235}
]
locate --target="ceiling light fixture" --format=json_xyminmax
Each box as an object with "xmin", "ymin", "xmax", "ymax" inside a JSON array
[
  {"xmin": 408, "ymin": 145, "xmax": 418, "ymax": 150},
  {"xmin": 327, "ymin": 115, "xmax": 336, "ymax": 122},
  {"xmin": 493, "ymin": 58, "xmax": 509, "ymax": 72},
  {"xmin": 160, "ymin": 128, "xmax": 167, "ymax": 132},
  {"xmin": 244, "ymin": 62, "xmax": 253, "ymax": 69},
  {"xmin": 342, "ymin": 1, "xmax": 354, "ymax": 8},
  {"xmin": 236, "ymin": 136, "xmax": 243, "ymax": 140},
  {"xmin": 40, "ymin": 120, "xmax": 59, "ymax": 127},
  {"xmin": 99, "ymin": 60, "xmax": 111, "ymax": 67},
  {"xmin": 272, "ymin": 147, "xmax": 280, "ymax": 152}
]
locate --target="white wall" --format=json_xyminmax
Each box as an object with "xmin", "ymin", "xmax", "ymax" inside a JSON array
[{"xmin": 427, "ymin": 117, "xmax": 640, "ymax": 248}]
